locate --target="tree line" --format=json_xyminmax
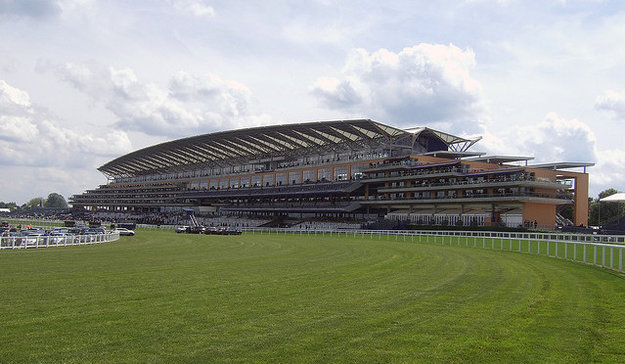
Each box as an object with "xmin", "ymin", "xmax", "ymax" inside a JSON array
[{"xmin": 0, "ymin": 193, "xmax": 68, "ymax": 212}]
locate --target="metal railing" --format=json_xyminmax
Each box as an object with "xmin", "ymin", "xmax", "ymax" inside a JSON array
[
  {"xmin": 0, "ymin": 232, "xmax": 120, "ymax": 250},
  {"xmin": 242, "ymin": 228, "xmax": 625, "ymax": 273}
]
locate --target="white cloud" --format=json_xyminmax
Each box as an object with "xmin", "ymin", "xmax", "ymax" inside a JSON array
[
  {"xmin": 478, "ymin": 112, "xmax": 625, "ymax": 195},
  {"xmin": 310, "ymin": 77, "xmax": 362, "ymax": 109},
  {"xmin": 593, "ymin": 149, "xmax": 625, "ymax": 188},
  {"xmin": 595, "ymin": 90, "xmax": 625, "ymax": 120},
  {"xmin": 483, "ymin": 112, "xmax": 596, "ymax": 163},
  {"xmin": 283, "ymin": 22, "xmax": 349, "ymax": 45},
  {"xmin": 51, "ymin": 62, "xmax": 261, "ymax": 137},
  {"xmin": 0, "ymin": 80, "xmax": 31, "ymax": 107},
  {"xmin": 170, "ymin": 0, "xmax": 215, "ymax": 18},
  {"xmin": 0, "ymin": 165, "xmax": 107, "ymax": 205},
  {"xmin": 0, "ymin": 79, "xmax": 132, "ymax": 168},
  {"xmin": 310, "ymin": 44, "xmax": 485, "ymax": 133}
]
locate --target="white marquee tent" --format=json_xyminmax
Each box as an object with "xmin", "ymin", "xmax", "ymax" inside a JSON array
[{"xmin": 600, "ymin": 193, "xmax": 625, "ymax": 202}]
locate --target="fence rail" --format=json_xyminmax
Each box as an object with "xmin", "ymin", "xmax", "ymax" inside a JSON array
[
  {"xmin": 242, "ymin": 228, "xmax": 625, "ymax": 273},
  {"xmin": 0, "ymin": 232, "xmax": 120, "ymax": 250}
]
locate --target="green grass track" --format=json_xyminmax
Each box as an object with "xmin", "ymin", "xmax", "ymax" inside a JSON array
[{"xmin": 2, "ymin": 230, "xmax": 625, "ymax": 362}]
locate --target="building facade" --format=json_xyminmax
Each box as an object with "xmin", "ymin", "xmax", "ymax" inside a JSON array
[{"xmin": 71, "ymin": 119, "xmax": 592, "ymax": 228}]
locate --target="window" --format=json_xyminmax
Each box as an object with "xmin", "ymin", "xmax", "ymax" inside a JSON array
[
  {"xmin": 334, "ymin": 166, "xmax": 348, "ymax": 181},
  {"xmin": 276, "ymin": 173, "xmax": 287, "ymax": 186},
  {"xmin": 351, "ymin": 164, "xmax": 366, "ymax": 179},
  {"xmin": 288, "ymin": 172, "xmax": 300, "ymax": 184},
  {"xmin": 240, "ymin": 176, "xmax": 250, "ymax": 188},
  {"xmin": 318, "ymin": 168, "xmax": 330, "ymax": 182},
  {"xmin": 303, "ymin": 169, "xmax": 315, "ymax": 183},
  {"xmin": 251, "ymin": 175, "xmax": 261, "ymax": 187}
]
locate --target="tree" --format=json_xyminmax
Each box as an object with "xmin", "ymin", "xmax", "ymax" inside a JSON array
[
  {"xmin": 588, "ymin": 188, "xmax": 622, "ymax": 226},
  {"xmin": 23, "ymin": 197, "xmax": 44, "ymax": 210},
  {"xmin": 0, "ymin": 201, "xmax": 18, "ymax": 211},
  {"xmin": 44, "ymin": 193, "xmax": 68, "ymax": 208},
  {"xmin": 599, "ymin": 188, "xmax": 619, "ymax": 200}
]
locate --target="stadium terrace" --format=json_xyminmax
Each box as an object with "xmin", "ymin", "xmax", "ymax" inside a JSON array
[{"xmin": 70, "ymin": 119, "xmax": 593, "ymax": 229}]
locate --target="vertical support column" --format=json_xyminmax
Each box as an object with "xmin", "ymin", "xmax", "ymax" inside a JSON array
[{"xmin": 573, "ymin": 174, "xmax": 589, "ymax": 226}]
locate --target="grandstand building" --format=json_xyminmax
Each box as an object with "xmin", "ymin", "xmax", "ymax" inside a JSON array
[{"xmin": 70, "ymin": 119, "xmax": 592, "ymax": 229}]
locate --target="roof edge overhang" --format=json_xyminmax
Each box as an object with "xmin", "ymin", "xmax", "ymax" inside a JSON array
[{"xmin": 98, "ymin": 119, "xmax": 409, "ymax": 177}]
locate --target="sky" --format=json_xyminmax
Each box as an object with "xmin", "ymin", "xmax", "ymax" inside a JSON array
[{"xmin": 1, "ymin": 0, "xmax": 624, "ymax": 204}]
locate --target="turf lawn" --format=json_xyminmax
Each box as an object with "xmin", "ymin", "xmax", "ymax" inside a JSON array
[{"xmin": 1, "ymin": 229, "xmax": 625, "ymax": 363}]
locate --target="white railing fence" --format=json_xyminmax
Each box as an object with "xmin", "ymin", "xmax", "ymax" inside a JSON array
[
  {"xmin": 242, "ymin": 228, "xmax": 625, "ymax": 273},
  {"xmin": 0, "ymin": 232, "xmax": 120, "ymax": 250},
  {"xmin": 4, "ymin": 220, "xmax": 625, "ymax": 274}
]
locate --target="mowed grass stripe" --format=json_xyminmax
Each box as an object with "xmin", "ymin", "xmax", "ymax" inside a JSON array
[{"xmin": 1, "ymin": 230, "xmax": 625, "ymax": 363}]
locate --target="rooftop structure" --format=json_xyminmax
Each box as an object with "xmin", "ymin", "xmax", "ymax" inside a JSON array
[{"xmin": 99, "ymin": 119, "xmax": 478, "ymax": 179}]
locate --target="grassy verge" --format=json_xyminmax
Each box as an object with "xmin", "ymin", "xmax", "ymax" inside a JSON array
[{"xmin": 1, "ymin": 230, "xmax": 625, "ymax": 362}]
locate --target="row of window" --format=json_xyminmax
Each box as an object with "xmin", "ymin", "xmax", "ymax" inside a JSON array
[{"xmin": 186, "ymin": 165, "xmax": 366, "ymax": 190}]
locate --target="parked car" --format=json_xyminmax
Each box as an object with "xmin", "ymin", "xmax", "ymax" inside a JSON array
[
  {"xmin": 87, "ymin": 227, "xmax": 106, "ymax": 235},
  {"xmin": 48, "ymin": 232, "xmax": 71, "ymax": 245},
  {"xmin": 189, "ymin": 226, "xmax": 206, "ymax": 234},
  {"xmin": 176, "ymin": 226, "xmax": 190, "ymax": 233},
  {"xmin": 204, "ymin": 226, "xmax": 220, "ymax": 235},
  {"xmin": 69, "ymin": 227, "xmax": 88, "ymax": 235},
  {"xmin": 113, "ymin": 228, "xmax": 135, "ymax": 236},
  {"xmin": 224, "ymin": 227, "xmax": 242, "ymax": 235}
]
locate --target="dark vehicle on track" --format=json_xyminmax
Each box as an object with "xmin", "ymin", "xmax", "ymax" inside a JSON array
[
  {"xmin": 224, "ymin": 227, "xmax": 242, "ymax": 235},
  {"xmin": 203, "ymin": 227, "xmax": 220, "ymax": 235},
  {"xmin": 118, "ymin": 222, "xmax": 137, "ymax": 230},
  {"xmin": 189, "ymin": 226, "xmax": 206, "ymax": 234},
  {"xmin": 204, "ymin": 226, "xmax": 241, "ymax": 235}
]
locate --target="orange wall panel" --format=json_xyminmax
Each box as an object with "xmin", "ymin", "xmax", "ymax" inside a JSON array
[
  {"xmin": 523, "ymin": 202, "xmax": 556, "ymax": 228},
  {"xmin": 574, "ymin": 174, "xmax": 589, "ymax": 226}
]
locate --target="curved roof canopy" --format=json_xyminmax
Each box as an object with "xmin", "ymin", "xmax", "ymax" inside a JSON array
[{"xmin": 99, "ymin": 119, "xmax": 478, "ymax": 178}]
